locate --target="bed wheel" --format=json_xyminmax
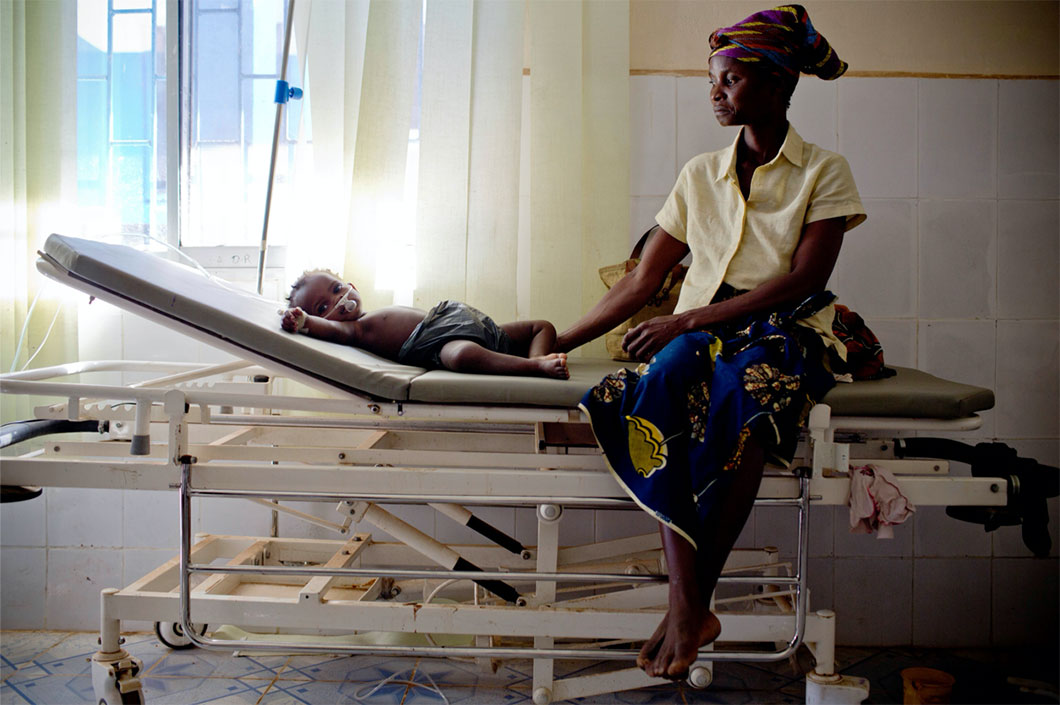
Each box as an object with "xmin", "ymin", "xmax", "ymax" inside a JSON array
[
  {"xmin": 688, "ymin": 665, "xmax": 712, "ymax": 688},
  {"xmin": 153, "ymin": 621, "xmax": 206, "ymax": 649}
]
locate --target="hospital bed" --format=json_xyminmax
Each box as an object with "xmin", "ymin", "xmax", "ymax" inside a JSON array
[{"xmin": 1, "ymin": 234, "xmax": 1051, "ymax": 705}]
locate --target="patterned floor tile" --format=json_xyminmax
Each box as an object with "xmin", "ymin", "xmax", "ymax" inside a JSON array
[
  {"xmin": 403, "ymin": 684, "xmax": 530, "ymax": 704},
  {"xmin": 0, "ymin": 674, "xmax": 95, "ymax": 704},
  {"xmin": 414, "ymin": 656, "xmax": 532, "ymax": 688},
  {"xmin": 266, "ymin": 677, "xmax": 409, "ymax": 704},
  {"xmin": 0, "ymin": 632, "xmax": 71, "ymax": 672},
  {"xmin": 141, "ymin": 676, "xmax": 269, "ymax": 704},
  {"xmin": 280, "ymin": 653, "xmax": 421, "ymax": 683}
]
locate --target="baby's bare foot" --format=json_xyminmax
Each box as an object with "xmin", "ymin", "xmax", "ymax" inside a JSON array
[{"xmin": 533, "ymin": 353, "xmax": 569, "ymax": 379}]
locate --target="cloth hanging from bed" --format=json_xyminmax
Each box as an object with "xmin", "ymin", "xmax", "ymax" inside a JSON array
[{"xmin": 579, "ymin": 291, "xmax": 839, "ymax": 548}]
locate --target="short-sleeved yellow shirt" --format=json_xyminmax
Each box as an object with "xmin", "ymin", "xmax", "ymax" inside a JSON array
[{"xmin": 657, "ymin": 124, "xmax": 866, "ymax": 317}]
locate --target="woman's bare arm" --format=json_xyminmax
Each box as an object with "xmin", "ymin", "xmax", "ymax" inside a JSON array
[
  {"xmin": 621, "ymin": 216, "xmax": 846, "ymax": 361},
  {"xmin": 555, "ymin": 229, "xmax": 690, "ymax": 353}
]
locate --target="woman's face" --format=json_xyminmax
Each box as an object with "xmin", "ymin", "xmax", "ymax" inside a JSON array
[{"xmin": 708, "ymin": 55, "xmax": 784, "ymax": 126}]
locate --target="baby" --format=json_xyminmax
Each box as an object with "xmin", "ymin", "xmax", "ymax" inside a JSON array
[{"xmin": 280, "ymin": 269, "xmax": 569, "ymax": 379}]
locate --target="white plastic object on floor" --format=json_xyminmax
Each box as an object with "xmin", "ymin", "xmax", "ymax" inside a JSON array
[{"xmin": 805, "ymin": 671, "xmax": 870, "ymax": 704}]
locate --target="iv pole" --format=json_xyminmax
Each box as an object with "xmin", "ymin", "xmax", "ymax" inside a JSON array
[{"xmin": 256, "ymin": 0, "xmax": 303, "ymax": 295}]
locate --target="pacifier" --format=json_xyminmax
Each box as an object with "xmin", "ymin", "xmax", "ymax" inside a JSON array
[{"xmin": 335, "ymin": 288, "xmax": 359, "ymax": 313}]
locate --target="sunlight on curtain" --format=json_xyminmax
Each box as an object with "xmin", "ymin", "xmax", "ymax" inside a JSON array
[
  {"xmin": 528, "ymin": 0, "xmax": 629, "ymax": 357},
  {"xmin": 1, "ymin": 0, "xmax": 79, "ymax": 423},
  {"xmin": 414, "ymin": 0, "xmax": 473, "ymax": 310},
  {"xmin": 415, "ymin": 0, "xmax": 628, "ymax": 346},
  {"xmin": 344, "ymin": 0, "xmax": 420, "ymax": 311},
  {"xmin": 303, "ymin": 0, "xmax": 628, "ymax": 347}
]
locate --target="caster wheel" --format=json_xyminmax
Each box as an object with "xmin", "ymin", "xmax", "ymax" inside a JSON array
[{"xmin": 153, "ymin": 621, "xmax": 206, "ymax": 650}]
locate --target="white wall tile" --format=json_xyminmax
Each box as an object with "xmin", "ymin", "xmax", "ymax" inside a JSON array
[
  {"xmin": 0, "ymin": 494, "xmax": 46, "ymax": 547},
  {"xmin": 753, "ymin": 505, "xmax": 834, "ymax": 560},
  {"xmin": 917, "ymin": 320, "xmax": 997, "ymax": 438},
  {"xmin": 594, "ymin": 509, "xmax": 658, "ymax": 542},
  {"xmin": 834, "ymin": 558, "xmax": 912, "ymax": 645},
  {"xmin": 122, "ymin": 548, "xmax": 176, "ymax": 631},
  {"xmin": 991, "ymin": 439, "xmax": 1059, "ymax": 559},
  {"xmin": 838, "ymin": 78, "xmax": 917, "ymax": 198},
  {"xmin": 276, "ymin": 501, "xmax": 350, "ymax": 541},
  {"xmin": 630, "ymin": 76, "xmax": 676, "ymax": 196},
  {"xmin": 997, "ymin": 200, "xmax": 1059, "ymax": 320},
  {"xmin": 807, "ymin": 557, "xmax": 834, "ymax": 611},
  {"xmin": 918, "ymin": 200, "xmax": 996, "ymax": 320},
  {"xmin": 789, "ymin": 77, "xmax": 837, "ymax": 151},
  {"xmin": 835, "ymin": 199, "xmax": 917, "ymax": 318},
  {"xmin": 46, "ymin": 548, "xmax": 123, "ymax": 630},
  {"xmin": 914, "ymin": 506, "xmax": 992, "ymax": 558},
  {"xmin": 995, "ymin": 320, "xmax": 1059, "ymax": 439},
  {"xmin": 918, "ymin": 80, "xmax": 997, "ymax": 199},
  {"xmin": 629, "ymin": 195, "xmax": 667, "ymax": 250},
  {"xmin": 862, "ymin": 319, "xmax": 917, "ymax": 369},
  {"xmin": 0, "ymin": 548, "xmax": 46, "ymax": 629},
  {"xmin": 122, "ymin": 314, "xmax": 200, "ymax": 364},
  {"xmin": 998, "ymin": 80, "xmax": 1060, "ymax": 199},
  {"xmin": 197, "ymin": 496, "xmax": 273, "ymax": 537},
  {"xmin": 912, "ymin": 558, "xmax": 991, "ymax": 646},
  {"xmin": 675, "ymin": 76, "xmax": 733, "ymax": 169},
  {"xmin": 77, "ymin": 298, "xmax": 124, "ymax": 387},
  {"xmin": 917, "ymin": 319, "xmax": 997, "ymax": 389},
  {"xmin": 992, "ymin": 558, "xmax": 1059, "ymax": 646},
  {"xmin": 733, "ymin": 509, "xmax": 755, "ymax": 550},
  {"xmin": 123, "ymin": 490, "xmax": 179, "ymax": 549},
  {"xmin": 46, "ymin": 488, "xmax": 124, "ymax": 548}
]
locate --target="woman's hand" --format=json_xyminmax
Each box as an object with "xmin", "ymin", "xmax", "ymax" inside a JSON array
[{"xmin": 622, "ymin": 314, "xmax": 689, "ymax": 361}]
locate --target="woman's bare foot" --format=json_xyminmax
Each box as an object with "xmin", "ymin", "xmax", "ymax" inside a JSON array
[
  {"xmin": 638, "ymin": 604, "xmax": 721, "ymax": 680},
  {"xmin": 532, "ymin": 352, "xmax": 569, "ymax": 379}
]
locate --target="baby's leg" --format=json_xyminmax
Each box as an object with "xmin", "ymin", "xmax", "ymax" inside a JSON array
[
  {"xmin": 500, "ymin": 320, "xmax": 557, "ymax": 358},
  {"xmin": 439, "ymin": 340, "xmax": 568, "ymax": 379}
]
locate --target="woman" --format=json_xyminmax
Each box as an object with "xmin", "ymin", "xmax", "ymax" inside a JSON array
[{"xmin": 555, "ymin": 5, "xmax": 866, "ymax": 681}]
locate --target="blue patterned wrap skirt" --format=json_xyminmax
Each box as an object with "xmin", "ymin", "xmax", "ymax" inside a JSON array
[{"xmin": 578, "ymin": 291, "xmax": 840, "ymax": 548}]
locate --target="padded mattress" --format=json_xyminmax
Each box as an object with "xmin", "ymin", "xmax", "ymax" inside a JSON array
[{"xmin": 39, "ymin": 234, "xmax": 994, "ymax": 417}]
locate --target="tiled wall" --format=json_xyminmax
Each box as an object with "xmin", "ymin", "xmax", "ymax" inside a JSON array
[{"xmin": 2, "ymin": 77, "xmax": 1057, "ymax": 649}]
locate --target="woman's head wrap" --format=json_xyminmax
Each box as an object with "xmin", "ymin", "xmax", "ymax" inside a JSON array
[{"xmin": 709, "ymin": 5, "xmax": 847, "ymax": 81}]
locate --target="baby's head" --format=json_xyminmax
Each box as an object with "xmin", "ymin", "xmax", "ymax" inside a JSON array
[{"xmin": 288, "ymin": 269, "xmax": 363, "ymax": 320}]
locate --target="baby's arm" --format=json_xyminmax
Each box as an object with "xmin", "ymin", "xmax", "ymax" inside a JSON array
[{"xmin": 281, "ymin": 307, "xmax": 359, "ymax": 345}]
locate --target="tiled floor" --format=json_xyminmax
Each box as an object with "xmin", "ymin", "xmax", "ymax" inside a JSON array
[{"xmin": 1, "ymin": 631, "xmax": 1057, "ymax": 704}]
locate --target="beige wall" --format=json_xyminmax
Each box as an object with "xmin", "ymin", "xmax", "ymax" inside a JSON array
[{"xmin": 630, "ymin": 0, "xmax": 1060, "ymax": 77}]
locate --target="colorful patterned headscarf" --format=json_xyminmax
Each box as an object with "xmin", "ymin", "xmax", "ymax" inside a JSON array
[{"xmin": 709, "ymin": 5, "xmax": 847, "ymax": 81}]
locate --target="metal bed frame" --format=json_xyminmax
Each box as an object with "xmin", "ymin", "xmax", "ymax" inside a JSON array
[{"xmin": 1, "ymin": 358, "xmax": 1003, "ymax": 705}]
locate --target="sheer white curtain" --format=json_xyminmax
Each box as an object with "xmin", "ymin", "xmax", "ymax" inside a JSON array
[
  {"xmin": 1, "ymin": 0, "xmax": 79, "ymax": 421},
  {"xmin": 303, "ymin": 0, "xmax": 629, "ymax": 355}
]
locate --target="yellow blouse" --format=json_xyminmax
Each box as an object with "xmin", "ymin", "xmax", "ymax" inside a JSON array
[{"xmin": 657, "ymin": 124, "xmax": 866, "ymax": 316}]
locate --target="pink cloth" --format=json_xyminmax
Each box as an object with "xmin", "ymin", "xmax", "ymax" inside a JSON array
[{"xmin": 848, "ymin": 464, "xmax": 915, "ymax": 538}]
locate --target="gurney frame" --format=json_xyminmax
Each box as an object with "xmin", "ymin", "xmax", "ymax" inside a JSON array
[{"xmin": 0, "ymin": 360, "xmax": 1002, "ymax": 704}]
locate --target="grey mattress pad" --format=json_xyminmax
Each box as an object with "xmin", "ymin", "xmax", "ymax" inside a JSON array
[{"xmin": 39, "ymin": 234, "xmax": 993, "ymax": 417}]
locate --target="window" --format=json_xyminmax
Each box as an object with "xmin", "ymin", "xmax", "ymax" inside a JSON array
[
  {"xmin": 77, "ymin": 0, "xmax": 167, "ymax": 240},
  {"xmin": 76, "ymin": 0, "xmax": 308, "ymax": 251}
]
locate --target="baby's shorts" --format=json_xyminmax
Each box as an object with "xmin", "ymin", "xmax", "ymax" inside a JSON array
[{"xmin": 397, "ymin": 301, "xmax": 514, "ymax": 369}]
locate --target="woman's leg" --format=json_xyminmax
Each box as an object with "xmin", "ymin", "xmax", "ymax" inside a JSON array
[{"xmin": 638, "ymin": 439, "xmax": 766, "ymax": 679}]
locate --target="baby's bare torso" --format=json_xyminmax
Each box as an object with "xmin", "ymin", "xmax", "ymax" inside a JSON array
[{"xmin": 353, "ymin": 306, "xmax": 426, "ymax": 359}]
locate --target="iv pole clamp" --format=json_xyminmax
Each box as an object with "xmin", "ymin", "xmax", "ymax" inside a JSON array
[{"xmin": 256, "ymin": 0, "xmax": 303, "ymax": 295}]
